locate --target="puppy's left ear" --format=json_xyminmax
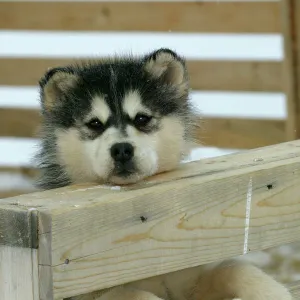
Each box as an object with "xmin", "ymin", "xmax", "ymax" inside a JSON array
[
  {"xmin": 39, "ymin": 67, "xmax": 79, "ymax": 113},
  {"xmin": 143, "ymin": 48, "xmax": 189, "ymax": 91}
]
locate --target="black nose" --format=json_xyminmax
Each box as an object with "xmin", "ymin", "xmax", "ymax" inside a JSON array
[{"xmin": 110, "ymin": 142, "xmax": 134, "ymax": 162}]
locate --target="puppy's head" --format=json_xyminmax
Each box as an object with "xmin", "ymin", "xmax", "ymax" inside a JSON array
[{"xmin": 38, "ymin": 48, "xmax": 197, "ymax": 186}]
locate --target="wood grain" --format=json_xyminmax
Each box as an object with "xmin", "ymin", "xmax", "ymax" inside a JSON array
[
  {"xmin": 0, "ymin": 204, "xmax": 38, "ymax": 248},
  {"xmin": 281, "ymin": 0, "xmax": 300, "ymax": 141},
  {"xmin": 0, "ymin": 58, "xmax": 283, "ymax": 92},
  {"xmin": 0, "ymin": 246, "xmax": 40, "ymax": 300},
  {"xmin": 0, "ymin": 2, "xmax": 280, "ymax": 33},
  {"xmin": 1, "ymin": 140, "xmax": 300, "ymax": 298}
]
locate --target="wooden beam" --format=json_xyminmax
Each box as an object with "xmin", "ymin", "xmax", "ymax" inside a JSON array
[
  {"xmin": 0, "ymin": 107, "xmax": 285, "ymax": 149},
  {"xmin": 0, "ymin": 166, "xmax": 38, "ymax": 179},
  {"xmin": 281, "ymin": 0, "xmax": 300, "ymax": 140},
  {"xmin": 0, "ymin": 206, "xmax": 39, "ymax": 299},
  {"xmin": 0, "ymin": 246, "xmax": 40, "ymax": 300},
  {"xmin": 0, "ymin": 58, "xmax": 283, "ymax": 92},
  {"xmin": 1, "ymin": 140, "xmax": 300, "ymax": 298},
  {"xmin": 202, "ymin": 117, "xmax": 285, "ymax": 149},
  {"xmin": 0, "ymin": 108, "xmax": 41, "ymax": 138},
  {"xmin": 0, "ymin": 2, "xmax": 280, "ymax": 33},
  {"xmin": 0, "ymin": 189, "xmax": 35, "ymax": 199}
]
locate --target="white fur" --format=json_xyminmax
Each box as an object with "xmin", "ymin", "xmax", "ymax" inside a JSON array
[
  {"xmin": 55, "ymin": 91, "xmax": 186, "ymax": 185},
  {"xmin": 123, "ymin": 90, "xmax": 152, "ymax": 119},
  {"xmin": 88, "ymin": 96, "xmax": 111, "ymax": 124}
]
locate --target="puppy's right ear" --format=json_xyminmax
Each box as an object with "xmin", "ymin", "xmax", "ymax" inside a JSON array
[{"xmin": 39, "ymin": 67, "xmax": 79, "ymax": 112}]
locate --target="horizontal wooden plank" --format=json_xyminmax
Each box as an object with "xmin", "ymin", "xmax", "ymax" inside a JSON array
[
  {"xmin": 0, "ymin": 166, "xmax": 38, "ymax": 179},
  {"xmin": 1, "ymin": 140, "xmax": 300, "ymax": 298},
  {"xmin": 202, "ymin": 117, "xmax": 286, "ymax": 149},
  {"xmin": 0, "ymin": 108, "xmax": 41, "ymax": 138},
  {"xmin": 0, "ymin": 190, "xmax": 35, "ymax": 199},
  {"xmin": 188, "ymin": 60, "xmax": 283, "ymax": 92},
  {"xmin": 0, "ymin": 108, "xmax": 286, "ymax": 149},
  {"xmin": 0, "ymin": 2, "xmax": 280, "ymax": 33},
  {"xmin": 0, "ymin": 58, "xmax": 283, "ymax": 92}
]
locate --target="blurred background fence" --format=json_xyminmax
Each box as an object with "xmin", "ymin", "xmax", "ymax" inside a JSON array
[{"xmin": 0, "ymin": 0, "xmax": 299, "ymax": 198}]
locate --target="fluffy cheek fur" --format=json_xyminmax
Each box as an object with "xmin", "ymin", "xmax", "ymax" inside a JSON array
[
  {"xmin": 55, "ymin": 116, "xmax": 186, "ymax": 185},
  {"xmin": 152, "ymin": 116, "xmax": 186, "ymax": 174},
  {"xmin": 55, "ymin": 129, "xmax": 96, "ymax": 183}
]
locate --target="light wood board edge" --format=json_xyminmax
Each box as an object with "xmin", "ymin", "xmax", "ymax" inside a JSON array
[
  {"xmin": 0, "ymin": 58, "xmax": 282, "ymax": 92},
  {"xmin": 281, "ymin": 0, "xmax": 300, "ymax": 141},
  {"xmin": 0, "ymin": 2, "xmax": 280, "ymax": 33}
]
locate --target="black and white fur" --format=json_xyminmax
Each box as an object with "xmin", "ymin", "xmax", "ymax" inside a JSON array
[
  {"xmin": 35, "ymin": 48, "xmax": 199, "ymax": 190},
  {"xmin": 34, "ymin": 49, "xmax": 292, "ymax": 300}
]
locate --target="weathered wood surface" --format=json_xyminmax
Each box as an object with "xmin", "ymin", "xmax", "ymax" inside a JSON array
[
  {"xmin": 0, "ymin": 246, "xmax": 40, "ymax": 300},
  {"xmin": 0, "ymin": 58, "xmax": 282, "ymax": 92},
  {"xmin": 0, "ymin": 205, "xmax": 39, "ymax": 299},
  {"xmin": 1, "ymin": 140, "xmax": 300, "ymax": 298},
  {"xmin": 0, "ymin": 204, "xmax": 38, "ymax": 248},
  {"xmin": 0, "ymin": 2, "xmax": 280, "ymax": 33},
  {"xmin": 0, "ymin": 189, "xmax": 35, "ymax": 200},
  {"xmin": 281, "ymin": 0, "xmax": 300, "ymax": 140}
]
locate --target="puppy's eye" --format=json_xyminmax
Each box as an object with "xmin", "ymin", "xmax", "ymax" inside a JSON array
[
  {"xmin": 86, "ymin": 118, "xmax": 103, "ymax": 130},
  {"xmin": 134, "ymin": 114, "xmax": 152, "ymax": 127}
]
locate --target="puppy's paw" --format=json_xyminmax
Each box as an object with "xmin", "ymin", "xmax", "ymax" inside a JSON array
[{"xmin": 213, "ymin": 260, "xmax": 292, "ymax": 300}]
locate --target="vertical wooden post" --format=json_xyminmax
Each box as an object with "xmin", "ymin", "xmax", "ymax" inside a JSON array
[
  {"xmin": 0, "ymin": 246, "xmax": 40, "ymax": 299},
  {"xmin": 0, "ymin": 207, "xmax": 40, "ymax": 300},
  {"xmin": 281, "ymin": 0, "xmax": 300, "ymax": 140}
]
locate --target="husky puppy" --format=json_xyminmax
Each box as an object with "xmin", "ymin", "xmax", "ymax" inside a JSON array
[
  {"xmin": 35, "ymin": 49, "xmax": 292, "ymax": 300},
  {"xmin": 35, "ymin": 48, "xmax": 198, "ymax": 189}
]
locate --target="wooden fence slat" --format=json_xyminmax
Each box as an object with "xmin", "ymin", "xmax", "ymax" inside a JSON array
[
  {"xmin": 0, "ymin": 190, "xmax": 34, "ymax": 199},
  {"xmin": 281, "ymin": 0, "xmax": 300, "ymax": 141},
  {"xmin": 0, "ymin": 246, "xmax": 40, "ymax": 299},
  {"xmin": 0, "ymin": 2, "xmax": 280, "ymax": 33},
  {"xmin": 0, "ymin": 58, "xmax": 283, "ymax": 92},
  {"xmin": 0, "ymin": 108, "xmax": 285, "ymax": 149},
  {"xmin": 0, "ymin": 206, "xmax": 39, "ymax": 299},
  {"xmin": 188, "ymin": 60, "xmax": 282, "ymax": 92},
  {"xmin": 0, "ymin": 166, "xmax": 38, "ymax": 178},
  {"xmin": 202, "ymin": 117, "xmax": 285, "ymax": 149},
  {"xmin": 0, "ymin": 108, "xmax": 41, "ymax": 138}
]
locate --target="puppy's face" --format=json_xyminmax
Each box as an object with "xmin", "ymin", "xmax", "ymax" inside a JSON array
[{"xmin": 39, "ymin": 49, "xmax": 193, "ymax": 185}]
